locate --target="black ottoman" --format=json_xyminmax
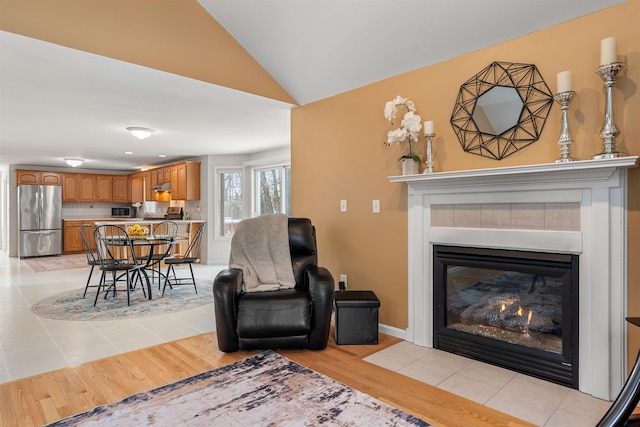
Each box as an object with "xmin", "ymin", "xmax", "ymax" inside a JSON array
[{"xmin": 334, "ymin": 290, "xmax": 380, "ymax": 345}]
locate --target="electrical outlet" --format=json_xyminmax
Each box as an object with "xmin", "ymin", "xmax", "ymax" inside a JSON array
[
  {"xmin": 339, "ymin": 274, "xmax": 347, "ymax": 288},
  {"xmin": 372, "ymin": 199, "xmax": 380, "ymax": 213},
  {"xmin": 340, "ymin": 200, "xmax": 347, "ymax": 212}
]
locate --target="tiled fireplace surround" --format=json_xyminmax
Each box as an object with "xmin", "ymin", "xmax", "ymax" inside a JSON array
[{"xmin": 390, "ymin": 156, "xmax": 638, "ymax": 401}]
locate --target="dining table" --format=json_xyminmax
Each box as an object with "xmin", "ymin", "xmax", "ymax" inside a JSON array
[{"xmin": 99, "ymin": 234, "xmax": 186, "ymax": 300}]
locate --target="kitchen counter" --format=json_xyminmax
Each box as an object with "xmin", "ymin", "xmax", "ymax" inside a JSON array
[
  {"xmin": 62, "ymin": 217, "xmax": 204, "ymax": 224},
  {"xmin": 93, "ymin": 219, "xmax": 205, "ymax": 225}
]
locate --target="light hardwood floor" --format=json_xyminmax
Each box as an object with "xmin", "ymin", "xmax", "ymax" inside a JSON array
[{"xmin": 0, "ymin": 331, "xmax": 535, "ymax": 427}]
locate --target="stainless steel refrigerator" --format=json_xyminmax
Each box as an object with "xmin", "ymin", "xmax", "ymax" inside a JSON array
[{"xmin": 18, "ymin": 185, "xmax": 62, "ymax": 258}]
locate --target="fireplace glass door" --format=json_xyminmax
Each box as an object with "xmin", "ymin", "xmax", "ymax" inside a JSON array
[{"xmin": 434, "ymin": 245, "xmax": 578, "ymax": 388}]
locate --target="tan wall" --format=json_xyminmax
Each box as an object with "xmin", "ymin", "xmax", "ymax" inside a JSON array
[{"xmin": 291, "ymin": 0, "xmax": 640, "ymax": 363}]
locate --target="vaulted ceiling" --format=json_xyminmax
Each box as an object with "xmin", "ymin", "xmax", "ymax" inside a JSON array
[{"xmin": 0, "ymin": 0, "xmax": 625, "ymax": 171}]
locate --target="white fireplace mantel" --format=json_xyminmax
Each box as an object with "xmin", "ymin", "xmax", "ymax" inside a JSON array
[{"xmin": 390, "ymin": 157, "xmax": 638, "ymax": 400}]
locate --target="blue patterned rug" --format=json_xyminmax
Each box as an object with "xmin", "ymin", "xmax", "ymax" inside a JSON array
[
  {"xmin": 45, "ymin": 351, "xmax": 431, "ymax": 426},
  {"xmin": 32, "ymin": 280, "xmax": 213, "ymax": 321}
]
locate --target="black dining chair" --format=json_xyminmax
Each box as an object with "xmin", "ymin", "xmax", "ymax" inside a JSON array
[
  {"xmin": 145, "ymin": 220, "xmax": 179, "ymax": 289},
  {"xmin": 162, "ymin": 224, "xmax": 204, "ymax": 296},
  {"xmin": 93, "ymin": 224, "xmax": 150, "ymax": 306},
  {"xmin": 80, "ymin": 224, "xmax": 100, "ymax": 298}
]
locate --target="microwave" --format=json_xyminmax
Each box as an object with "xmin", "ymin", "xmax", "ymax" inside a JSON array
[{"xmin": 112, "ymin": 207, "xmax": 135, "ymax": 217}]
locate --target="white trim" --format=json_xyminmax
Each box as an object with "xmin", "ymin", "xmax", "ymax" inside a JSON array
[
  {"xmin": 391, "ymin": 156, "xmax": 638, "ymax": 400},
  {"xmin": 379, "ymin": 323, "xmax": 407, "ymax": 341},
  {"xmin": 243, "ymin": 154, "xmax": 290, "ymax": 168},
  {"xmin": 213, "ymin": 166, "xmax": 243, "ymax": 241}
]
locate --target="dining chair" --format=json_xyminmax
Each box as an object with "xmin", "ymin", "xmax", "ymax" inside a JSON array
[
  {"xmin": 79, "ymin": 224, "xmax": 100, "ymax": 298},
  {"xmin": 146, "ymin": 220, "xmax": 179, "ymax": 289},
  {"xmin": 93, "ymin": 224, "xmax": 150, "ymax": 306},
  {"xmin": 162, "ymin": 224, "xmax": 204, "ymax": 296}
]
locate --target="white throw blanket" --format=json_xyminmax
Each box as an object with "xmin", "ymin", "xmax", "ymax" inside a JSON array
[{"xmin": 229, "ymin": 214, "xmax": 296, "ymax": 293}]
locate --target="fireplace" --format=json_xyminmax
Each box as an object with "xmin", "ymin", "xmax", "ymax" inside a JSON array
[
  {"xmin": 389, "ymin": 156, "xmax": 638, "ymax": 400},
  {"xmin": 433, "ymin": 245, "xmax": 579, "ymax": 388}
]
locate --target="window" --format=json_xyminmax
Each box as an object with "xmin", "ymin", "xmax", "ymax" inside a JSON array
[
  {"xmin": 255, "ymin": 165, "xmax": 290, "ymax": 216},
  {"xmin": 219, "ymin": 170, "xmax": 243, "ymax": 237}
]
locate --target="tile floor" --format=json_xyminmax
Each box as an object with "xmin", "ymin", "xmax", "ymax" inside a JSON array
[
  {"xmin": 365, "ymin": 341, "xmax": 612, "ymax": 426},
  {"xmin": 0, "ymin": 251, "xmax": 613, "ymax": 426},
  {"xmin": 0, "ymin": 251, "xmax": 223, "ymax": 383}
]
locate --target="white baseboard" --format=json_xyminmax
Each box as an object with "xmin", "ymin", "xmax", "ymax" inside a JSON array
[{"xmin": 379, "ymin": 323, "xmax": 406, "ymax": 341}]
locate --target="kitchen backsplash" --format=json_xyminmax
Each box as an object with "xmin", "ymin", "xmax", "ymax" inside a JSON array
[
  {"xmin": 61, "ymin": 202, "xmax": 128, "ymax": 218},
  {"xmin": 62, "ymin": 200, "xmax": 203, "ymax": 219}
]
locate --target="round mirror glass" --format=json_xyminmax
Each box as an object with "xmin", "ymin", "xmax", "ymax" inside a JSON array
[{"xmin": 473, "ymin": 86, "xmax": 523, "ymax": 135}]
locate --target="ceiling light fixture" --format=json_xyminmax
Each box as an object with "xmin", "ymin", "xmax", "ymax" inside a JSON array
[
  {"xmin": 158, "ymin": 154, "xmax": 167, "ymax": 158},
  {"xmin": 64, "ymin": 158, "xmax": 83, "ymax": 167},
  {"xmin": 127, "ymin": 127, "xmax": 155, "ymax": 140}
]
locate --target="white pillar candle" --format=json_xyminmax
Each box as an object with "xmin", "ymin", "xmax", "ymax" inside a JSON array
[
  {"xmin": 424, "ymin": 121, "xmax": 434, "ymax": 134},
  {"xmin": 600, "ymin": 37, "xmax": 617, "ymax": 65},
  {"xmin": 557, "ymin": 71, "xmax": 572, "ymax": 93}
]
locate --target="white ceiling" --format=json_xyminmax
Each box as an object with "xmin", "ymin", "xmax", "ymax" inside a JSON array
[{"xmin": 0, "ymin": 0, "xmax": 625, "ymax": 171}]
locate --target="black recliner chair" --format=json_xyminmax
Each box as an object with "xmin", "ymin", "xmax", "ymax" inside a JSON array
[{"xmin": 213, "ymin": 217, "xmax": 334, "ymax": 352}]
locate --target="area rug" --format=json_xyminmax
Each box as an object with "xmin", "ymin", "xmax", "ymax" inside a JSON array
[
  {"xmin": 46, "ymin": 351, "xmax": 431, "ymax": 426},
  {"xmin": 22, "ymin": 254, "xmax": 88, "ymax": 272},
  {"xmin": 32, "ymin": 280, "xmax": 213, "ymax": 321}
]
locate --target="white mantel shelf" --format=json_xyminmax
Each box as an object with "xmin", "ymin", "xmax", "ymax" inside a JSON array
[
  {"xmin": 390, "ymin": 155, "xmax": 638, "ymax": 400},
  {"xmin": 389, "ymin": 156, "xmax": 639, "ymax": 186}
]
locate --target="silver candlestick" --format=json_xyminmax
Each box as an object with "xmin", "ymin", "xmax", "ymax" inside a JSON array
[
  {"xmin": 594, "ymin": 62, "xmax": 625, "ymax": 159},
  {"xmin": 553, "ymin": 91, "xmax": 576, "ymax": 163},
  {"xmin": 423, "ymin": 132, "xmax": 435, "ymax": 174}
]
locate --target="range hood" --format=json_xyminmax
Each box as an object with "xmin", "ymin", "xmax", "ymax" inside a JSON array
[{"xmin": 151, "ymin": 182, "xmax": 171, "ymax": 192}]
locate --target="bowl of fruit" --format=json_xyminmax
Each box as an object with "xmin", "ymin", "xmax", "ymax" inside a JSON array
[{"xmin": 127, "ymin": 224, "xmax": 149, "ymax": 237}]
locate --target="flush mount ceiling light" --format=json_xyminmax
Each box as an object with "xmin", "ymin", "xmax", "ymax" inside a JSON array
[
  {"xmin": 64, "ymin": 158, "xmax": 83, "ymax": 167},
  {"xmin": 127, "ymin": 127, "xmax": 155, "ymax": 140}
]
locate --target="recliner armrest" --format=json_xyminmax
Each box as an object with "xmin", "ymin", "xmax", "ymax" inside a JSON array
[
  {"xmin": 305, "ymin": 266, "xmax": 334, "ymax": 350},
  {"xmin": 213, "ymin": 268, "xmax": 243, "ymax": 352}
]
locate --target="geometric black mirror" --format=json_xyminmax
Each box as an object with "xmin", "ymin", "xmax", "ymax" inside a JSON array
[{"xmin": 450, "ymin": 62, "xmax": 554, "ymax": 160}]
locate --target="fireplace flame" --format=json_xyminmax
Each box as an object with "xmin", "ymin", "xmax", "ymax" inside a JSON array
[{"xmin": 527, "ymin": 309, "xmax": 533, "ymax": 325}]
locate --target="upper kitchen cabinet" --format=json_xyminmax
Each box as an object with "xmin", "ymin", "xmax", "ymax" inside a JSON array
[
  {"xmin": 16, "ymin": 170, "xmax": 61, "ymax": 185},
  {"xmin": 160, "ymin": 167, "xmax": 172, "ymax": 184},
  {"xmin": 144, "ymin": 171, "xmax": 154, "ymax": 202},
  {"xmin": 62, "ymin": 174, "xmax": 79, "ymax": 201},
  {"xmin": 96, "ymin": 175, "xmax": 112, "ymax": 202},
  {"xmin": 129, "ymin": 174, "xmax": 144, "ymax": 204},
  {"xmin": 112, "ymin": 176, "xmax": 129, "ymax": 203},
  {"xmin": 171, "ymin": 162, "xmax": 200, "ymax": 200},
  {"xmin": 79, "ymin": 175, "xmax": 97, "ymax": 202}
]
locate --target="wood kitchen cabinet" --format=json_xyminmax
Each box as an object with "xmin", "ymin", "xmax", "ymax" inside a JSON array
[
  {"xmin": 96, "ymin": 175, "xmax": 112, "ymax": 202},
  {"xmin": 63, "ymin": 220, "xmax": 84, "ymax": 253},
  {"xmin": 144, "ymin": 171, "xmax": 154, "ymax": 202},
  {"xmin": 16, "ymin": 170, "xmax": 61, "ymax": 185},
  {"xmin": 171, "ymin": 162, "xmax": 200, "ymax": 200},
  {"xmin": 78, "ymin": 175, "xmax": 97, "ymax": 202},
  {"xmin": 162, "ymin": 167, "xmax": 171, "ymax": 184},
  {"xmin": 130, "ymin": 175, "xmax": 144, "ymax": 204},
  {"xmin": 112, "ymin": 176, "xmax": 129, "ymax": 202},
  {"xmin": 62, "ymin": 174, "xmax": 79, "ymax": 201}
]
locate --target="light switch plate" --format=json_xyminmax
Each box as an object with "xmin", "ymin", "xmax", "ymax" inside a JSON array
[
  {"xmin": 373, "ymin": 199, "xmax": 380, "ymax": 213},
  {"xmin": 340, "ymin": 200, "xmax": 347, "ymax": 212}
]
